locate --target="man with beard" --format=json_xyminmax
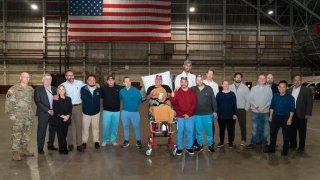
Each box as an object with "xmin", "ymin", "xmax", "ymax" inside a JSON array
[
  {"xmin": 192, "ymin": 75, "xmax": 217, "ymax": 152},
  {"xmin": 170, "ymin": 77, "xmax": 197, "ymax": 155},
  {"xmin": 80, "ymin": 75, "xmax": 102, "ymax": 149},
  {"xmin": 61, "ymin": 70, "xmax": 86, "ymax": 152},
  {"xmin": 174, "ymin": 59, "xmax": 196, "ymax": 89},
  {"xmin": 229, "ymin": 73, "xmax": 250, "ymax": 146},
  {"xmin": 266, "ymin": 74, "xmax": 279, "ymax": 95},
  {"xmin": 101, "ymin": 75, "xmax": 123, "ymax": 146}
]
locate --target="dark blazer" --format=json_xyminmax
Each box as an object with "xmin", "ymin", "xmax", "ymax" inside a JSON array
[
  {"xmin": 287, "ymin": 86, "xmax": 313, "ymax": 119},
  {"xmin": 51, "ymin": 96, "xmax": 72, "ymax": 126},
  {"xmin": 34, "ymin": 86, "xmax": 57, "ymax": 117}
]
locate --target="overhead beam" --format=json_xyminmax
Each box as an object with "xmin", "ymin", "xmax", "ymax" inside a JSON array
[{"xmin": 292, "ymin": 0, "xmax": 320, "ymax": 20}]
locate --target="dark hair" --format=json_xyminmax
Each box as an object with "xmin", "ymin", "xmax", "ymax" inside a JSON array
[
  {"xmin": 86, "ymin": 74, "xmax": 96, "ymax": 80},
  {"xmin": 258, "ymin": 73, "xmax": 266, "ymax": 78},
  {"xmin": 123, "ymin": 76, "xmax": 130, "ymax": 82},
  {"xmin": 233, "ymin": 72, "xmax": 243, "ymax": 78},
  {"xmin": 278, "ymin": 80, "xmax": 288, "ymax": 87},
  {"xmin": 207, "ymin": 68, "xmax": 215, "ymax": 74}
]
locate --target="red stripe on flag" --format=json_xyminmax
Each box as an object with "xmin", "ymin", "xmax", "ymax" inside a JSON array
[
  {"xmin": 68, "ymin": 36, "xmax": 171, "ymax": 41},
  {"xmin": 69, "ymin": 28, "xmax": 170, "ymax": 33},
  {"xmin": 103, "ymin": 4, "xmax": 171, "ymax": 10},
  {"xmin": 68, "ymin": 20, "xmax": 170, "ymax": 25},
  {"xmin": 103, "ymin": 12, "xmax": 171, "ymax": 18}
]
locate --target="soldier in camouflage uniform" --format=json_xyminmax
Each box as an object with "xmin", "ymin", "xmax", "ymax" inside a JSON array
[{"xmin": 5, "ymin": 72, "xmax": 35, "ymax": 161}]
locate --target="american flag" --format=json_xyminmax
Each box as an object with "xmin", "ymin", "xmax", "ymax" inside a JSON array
[{"xmin": 68, "ymin": 0, "xmax": 171, "ymax": 41}]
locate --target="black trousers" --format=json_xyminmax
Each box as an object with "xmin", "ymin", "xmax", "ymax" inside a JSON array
[
  {"xmin": 290, "ymin": 114, "xmax": 307, "ymax": 149},
  {"xmin": 236, "ymin": 109, "xmax": 247, "ymax": 142},
  {"xmin": 269, "ymin": 115, "xmax": 290, "ymax": 153},
  {"xmin": 57, "ymin": 125, "xmax": 69, "ymax": 149},
  {"xmin": 218, "ymin": 118, "xmax": 235, "ymax": 144},
  {"xmin": 37, "ymin": 115, "xmax": 56, "ymax": 150}
]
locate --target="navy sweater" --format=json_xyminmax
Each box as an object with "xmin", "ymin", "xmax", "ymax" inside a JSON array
[
  {"xmin": 216, "ymin": 91, "xmax": 237, "ymax": 119},
  {"xmin": 80, "ymin": 86, "xmax": 101, "ymax": 116}
]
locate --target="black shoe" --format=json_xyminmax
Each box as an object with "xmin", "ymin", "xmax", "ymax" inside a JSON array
[
  {"xmin": 121, "ymin": 140, "xmax": 130, "ymax": 148},
  {"xmin": 297, "ymin": 148, "xmax": 305, "ymax": 153},
  {"xmin": 82, "ymin": 143, "xmax": 87, "ymax": 149},
  {"xmin": 217, "ymin": 143, "xmax": 224, "ymax": 148},
  {"xmin": 63, "ymin": 148, "xmax": 69, "ymax": 155},
  {"xmin": 289, "ymin": 145, "xmax": 297, "ymax": 150},
  {"xmin": 186, "ymin": 149, "xmax": 195, "ymax": 155},
  {"xmin": 68, "ymin": 145, "xmax": 74, "ymax": 151},
  {"xmin": 229, "ymin": 143, "xmax": 234, "ymax": 148},
  {"xmin": 59, "ymin": 148, "xmax": 64, "ymax": 154},
  {"xmin": 136, "ymin": 140, "xmax": 142, "ymax": 149},
  {"xmin": 176, "ymin": 149, "xmax": 183, "ymax": 156},
  {"xmin": 281, "ymin": 151, "xmax": 288, "ymax": 156},
  {"xmin": 48, "ymin": 146, "xmax": 58, "ymax": 151},
  {"xmin": 38, "ymin": 149, "xmax": 44, "ymax": 154},
  {"xmin": 193, "ymin": 139, "xmax": 200, "ymax": 148},
  {"xmin": 264, "ymin": 148, "xmax": 276, "ymax": 153},
  {"xmin": 77, "ymin": 145, "xmax": 85, "ymax": 152},
  {"xmin": 208, "ymin": 145, "xmax": 215, "ymax": 152},
  {"xmin": 195, "ymin": 145, "xmax": 203, "ymax": 152},
  {"xmin": 94, "ymin": 142, "xmax": 100, "ymax": 149},
  {"xmin": 246, "ymin": 144, "xmax": 255, "ymax": 149}
]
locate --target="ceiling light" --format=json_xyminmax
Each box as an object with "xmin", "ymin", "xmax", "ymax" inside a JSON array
[
  {"xmin": 31, "ymin": 4, "xmax": 38, "ymax": 10},
  {"xmin": 189, "ymin": 7, "xmax": 195, "ymax": 12},
  {"xmin": 268, "ymin": 10, "xmax": 274, "ymax": 15}
]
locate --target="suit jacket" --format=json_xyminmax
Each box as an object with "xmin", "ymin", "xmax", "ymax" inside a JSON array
[
  {"xmin": 52, "ymin": 96, "xmax": 72, "ymax": 126},
  {"xmin": 287, "ymin": 86, "xmax": 313, "ymax": 119},
  {"xmin": 34, "ymin": 86, "xmax": 57, "ymax": 118}
]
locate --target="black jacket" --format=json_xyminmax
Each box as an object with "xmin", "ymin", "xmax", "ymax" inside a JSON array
[
  {"xmin": 287, "ymin": 86, "xmax": 313, "ymax": 119},
  {"xmin": 34, "ymin": 86, "xmax": 57, "ymax": 117},
  {"xmin": 52, "ymin": 96, "xmax": 72, "ymax": 126}
]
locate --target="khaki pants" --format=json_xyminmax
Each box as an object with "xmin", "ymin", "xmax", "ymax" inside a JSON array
[
  {"xmin": 82, "ymin": 113, "xmax": 100, "ymax": 143},
  {"xmin": 67, "ymin": 105, "xmax": 83, "ymax": 146}
]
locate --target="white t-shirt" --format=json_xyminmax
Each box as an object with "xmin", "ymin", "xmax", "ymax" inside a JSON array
[
  {"xmin": 174, "ymin": 71, "xmax": 196, "ymax": 88},
  {"xmin": 203, "ymin": 79, "xmax": 219, "ymax": 97}
]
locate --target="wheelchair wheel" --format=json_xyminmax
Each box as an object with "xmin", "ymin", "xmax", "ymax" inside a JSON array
[
  {"xmin": 172, "ymin": 147, "xmax": 177, "ymax": 156},
  {"xmin": 145, "ymin": 148, "xmax": 152, "ymax": 156}
]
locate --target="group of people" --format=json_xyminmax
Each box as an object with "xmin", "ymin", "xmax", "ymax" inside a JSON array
[{"xmin": 5, "ymin": 59, "xmax": 313, "ymax": 161}]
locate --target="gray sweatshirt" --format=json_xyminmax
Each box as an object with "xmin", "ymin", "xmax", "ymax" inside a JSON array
[
  {"xmin": 229, "ymin": 83, "xmax": 250, "ymax": 110},
  {"xmin": 249, "ymin": 85, "xmax": 273, "ymax": 113},
  {"xmin": 192, "ymin": 85, "xmax": 217, "ymax": 115}
]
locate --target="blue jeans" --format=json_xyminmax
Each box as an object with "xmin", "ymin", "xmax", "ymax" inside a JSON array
[
  {"xmin": 177, "ymin": 116, "xmax": 195, "ymax": 150},
  {"xmin": 251, "ymin": 112, "xmax": 269, "ymax": 145},
  {"xmin": 102, "ymin": 110, "xmax": 120, "ymax": 143},
  {"xmin": 195, "ymin": 115, "xmax": 214, "ymax": 146},
  {"xmin": 121, "ymin": 110, "xmax": 141, "ymax": 141}
]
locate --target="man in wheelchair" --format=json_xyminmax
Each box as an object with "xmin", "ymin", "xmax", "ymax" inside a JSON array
[{"xmin": 145, "ymin": 75, "xmax": 174, "ymax": 136}]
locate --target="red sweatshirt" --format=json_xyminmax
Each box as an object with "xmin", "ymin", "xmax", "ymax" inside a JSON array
[{"xmin": 170, "ymin": 88, "xmax": 197, "ymax": 118}]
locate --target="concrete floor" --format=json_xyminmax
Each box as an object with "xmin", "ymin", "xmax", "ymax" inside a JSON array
[{"xmin": 0, "ymin": 94, "xmax": 319, "ymax": 180}]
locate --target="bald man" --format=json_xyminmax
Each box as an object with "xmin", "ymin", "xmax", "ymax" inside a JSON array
[{"xmin": 5, "ymin": 72, "xmax": 35, "ymax": 161}]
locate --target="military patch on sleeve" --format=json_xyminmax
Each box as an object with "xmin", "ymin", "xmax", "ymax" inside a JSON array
[{"xmin": 6, "ymin": 89, "xmax": 13, "ymax": 99}]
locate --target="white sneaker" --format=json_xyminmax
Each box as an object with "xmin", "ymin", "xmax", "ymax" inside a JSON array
[
  {"xmin": 240, "ymin": 141, "xmax": 246, "ymax": 146},
  {"xmin": 101, "ymin": 142, "xmax": 108, "ymax": 147},
  {"xmin": 111, "ymin": 142, "xmax": 118, "ymax": 146}
]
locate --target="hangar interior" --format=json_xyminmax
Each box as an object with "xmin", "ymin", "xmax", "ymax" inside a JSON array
[{"xmin": 0, "ymin": 0, "xmax": 320, "ymax": 180}]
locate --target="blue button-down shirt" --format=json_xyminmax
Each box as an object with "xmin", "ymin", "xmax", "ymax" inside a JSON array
[
  {"xmin": 62, "ymin": 80, "xmax": 85, "ymax": 105},
  {"xmin": 270, "ymin": 93, "xmax": 295, "ymax": 116}
]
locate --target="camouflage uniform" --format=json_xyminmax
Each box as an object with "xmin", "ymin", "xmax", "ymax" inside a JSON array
[{"xmin": 5, "ymin": 84, "xmax": 34, "ymax": 152}]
